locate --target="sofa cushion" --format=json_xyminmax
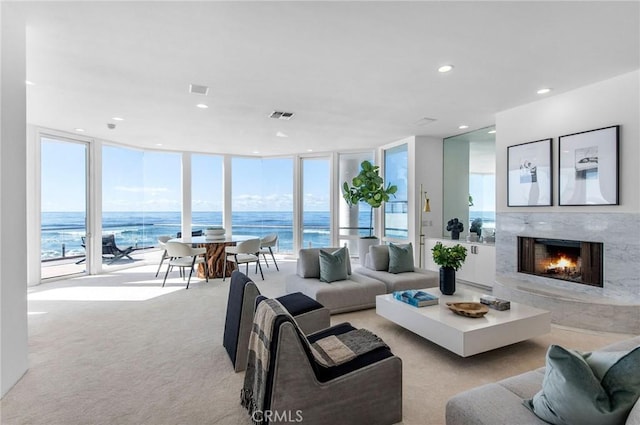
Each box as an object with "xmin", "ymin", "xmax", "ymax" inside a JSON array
[
  {"xmin": 388, "ymin": 242, "xmax": 414, "ymax": 273},
  {"xmin": 368, "ymin": 245, "xmax": 390, "ymax": 271},
  {"xmin": 319, "ymin": 247, "xmax": 348, "ymax": 283},
  {"xmin": 297, "ymin": 247, "xmax": 352, "ymax": 278},
  {"xmin": 527, "ymin": 344, "xmax": 640, "ymax": 425}
]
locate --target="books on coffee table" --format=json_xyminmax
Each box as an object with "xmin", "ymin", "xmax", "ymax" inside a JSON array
[{"xmin": 393, "ymin": 290, "xmax": 439, "ymax": 307}]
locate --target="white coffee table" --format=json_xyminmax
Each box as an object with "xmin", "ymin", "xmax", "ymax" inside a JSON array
[{"xmin": 376, "ymin": 288, "xmax": 551, "ymax": 357}]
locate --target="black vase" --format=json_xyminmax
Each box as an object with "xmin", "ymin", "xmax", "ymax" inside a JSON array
[
  {"xmin": 439, "ymin": 267, "xmax": 456, "ymax": 295},
  {"xmin": 451, "ymin": 230, "xmax": 460, "ymax": 240}
]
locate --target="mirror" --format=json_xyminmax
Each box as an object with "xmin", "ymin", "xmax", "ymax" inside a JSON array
[{"xmin": 443, "ymin": 126, "xmax": 496, "ymax": 241}]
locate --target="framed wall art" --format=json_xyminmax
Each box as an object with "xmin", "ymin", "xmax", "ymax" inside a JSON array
[
  {"xmin": 507, "ymin": 138, "xmax": 552, "ymax": 206},
  {"xmin": 558, "ymin": 125, "xmax": 619, "ymax": 206}
]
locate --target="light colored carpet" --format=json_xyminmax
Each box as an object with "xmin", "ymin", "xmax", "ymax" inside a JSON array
[{"xmin": 1, "ymin": 257, "xmax": 633, "ymax": 425}]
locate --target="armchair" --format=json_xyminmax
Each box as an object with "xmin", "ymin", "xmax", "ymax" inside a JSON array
[
  {"xmin": 241, "ymin": 298, "xmax": 402, "ymax": 425},
  {"xmin": 223, "ymin": 270, "xmax": 330, "ymax": 372}
]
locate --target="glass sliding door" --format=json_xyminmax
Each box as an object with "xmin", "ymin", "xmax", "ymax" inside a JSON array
[
  {"xmin": 232, "ymin": 157, "xmax": 293, "ymax": 252},
  {"xmin": 41, "ymin": 136, "xmax": 89, "ymax": 279},
  {"xmin": 301, "ymin": 157, "xmax": 331, "ymax": 248},
  {"xmin": 384, "ymin": 144, "xmax": 408, "ymax": 240},
  {"xmin": 102, "ymin": 146, "xmax": 182, "ymax": 269},
  {"xmin": 338, "ymin": 151, "xmax": 373, "ymax": 255}
]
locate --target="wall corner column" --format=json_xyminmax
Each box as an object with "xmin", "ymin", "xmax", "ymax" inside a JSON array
[{"xmin": 0, "ymin": 2, "xmax": 29, "ymax": 397}]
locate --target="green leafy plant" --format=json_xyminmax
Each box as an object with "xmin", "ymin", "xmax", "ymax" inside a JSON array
[
  {"xmin": 431, "ymin": 242, "xmax": 467, "ymax": 271},
  {"xmin": 342, "ymin": 160, "xmax": 397, "ymax": 238}
]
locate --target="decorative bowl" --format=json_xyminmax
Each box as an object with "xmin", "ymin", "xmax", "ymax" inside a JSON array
[
  {"xmin": 445, "ymin": 302, "xmax": 489, "ymax": 318},
  {"xmin": 205, "ymin": 228, "xmax": 225, "ymax": 237}
]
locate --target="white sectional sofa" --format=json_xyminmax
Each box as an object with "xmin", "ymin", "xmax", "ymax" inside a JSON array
[
  {"xmin": 285, "ymin": 246, "xmax": 438, "ymax": 314},
  {"xmin": 445, "ymin": 336, "xmax": 640, "ymax": 425}
]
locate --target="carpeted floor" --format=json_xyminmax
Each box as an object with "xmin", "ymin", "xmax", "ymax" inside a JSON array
[{"xmin": 1, "ymin": 257, "xmax": 633, "ymax": 425}]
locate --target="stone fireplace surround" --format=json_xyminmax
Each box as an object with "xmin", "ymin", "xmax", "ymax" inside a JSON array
[{"xmin": 494, "ymin": 212, "xmax": 639, "ymax": 334}]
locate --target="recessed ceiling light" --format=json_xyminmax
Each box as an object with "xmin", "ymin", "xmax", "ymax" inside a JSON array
[
  {"xmin": 196, "ymin": 103, "xmax": 208, "ymax": 109},
  {"xmin": 74, "ymin": 128, "xmax": 85, "ymax": 132},
  {"xmin": 276, "ymin": 131, "xmax": 288, "ymax": 138},
  {"xmin": 537, "ymin": 88, "xmax": 552, "ymax": 94},
  {"xmin": 252, "ymin": 150, "xmax": 260, "ymax": 154},
  {"xmin": 438, "ymin": 65, "xmax": 454, "ymax": 73},
  {"xmin": 25, "ymin": 80, "xmax": 35, "ymax": 86},
  {"xmin": 307, "ymin": 149, "xmax": 313, "ymax": 152},
  {"xmin": 488, "ymin": 129, "xmax": 496, "ymax": 134},
  {"xmin": 155, "ymin": 143, "xmax": 163, "ymax": 147},
  {"xmin": 112, "ymin": 116, "xmax": 124, "ymax": 121},
  {"xmin": 458, "ymin": 125, "xmax": 469, "ymax": 129}
]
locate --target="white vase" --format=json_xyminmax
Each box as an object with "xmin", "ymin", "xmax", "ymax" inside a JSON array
[{"xmin": 358, "ymin": 237, "xmax": 379, "ymax": 266}]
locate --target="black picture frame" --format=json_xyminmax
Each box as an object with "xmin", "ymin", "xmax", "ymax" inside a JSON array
[
  {"xmin": 507, "ymin": 138, "xmax": 553, "ymax": 206},
  {"xmin": 558, "ymin": 125, "xmax": 619, "ymax": 206}
]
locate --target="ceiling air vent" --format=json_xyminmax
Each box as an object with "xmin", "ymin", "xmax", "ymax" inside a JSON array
[
  {"xmin": 189, "ymin": 84, "xmax": 209, "ymax": 95},
  {"xmin": 415, "ymin": 117, "xmax": 437, "ymax": 126},
  {"xmin": 269, "ymin": 111, "xmax": 295, "ymax": 120}
]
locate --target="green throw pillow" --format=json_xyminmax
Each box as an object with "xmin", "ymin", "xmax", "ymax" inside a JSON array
[
  {"xmin": 388, "ymin": 243, "xmax": 414, "ymax": 274},
  {"xmin": 525, "ymin": 344, "xmax": 640, "ymax": 425},
  {"xmin": 319, "ymin": 247, "xmax": 348, "ymax": 283}
]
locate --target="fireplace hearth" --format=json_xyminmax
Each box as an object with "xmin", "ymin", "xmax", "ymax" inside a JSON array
[{"xmin": 518, "ymin": 237, "xmax": 603, "ymax": 287}]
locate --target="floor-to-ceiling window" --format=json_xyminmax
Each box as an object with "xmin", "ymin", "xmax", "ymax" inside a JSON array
[
  {"xmin": 40, "ymin": 136, "xmax": 89, "ymax": 279},
  {"xmin": 338, "ymin": 152, "xmax": 374, "ymax": 255},
  {"xmin": 192, "ymin": 154, "xmax": 223, "ymax": 230},
  {"xmin": 301, "ymin": 157, "xmax": 331, "ymax": 248},
  {"xmin": 384, "ymin": 144, "xmax": 408, "ymax": 240},
  {"xmin": 102, "ymin": 146, "xmax": 181, "ymax": 267},
  {"xmin": 232, "ymin": 157, "xmax": 293, "ymax": 252}
]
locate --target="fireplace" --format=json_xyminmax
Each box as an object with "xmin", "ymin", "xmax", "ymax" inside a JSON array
[{"xmin": 518, "ymin": 237, "xmax": 603, "ymax": 287}]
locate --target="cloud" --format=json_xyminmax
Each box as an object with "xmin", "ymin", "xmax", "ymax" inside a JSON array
[{"xmin": 114, "ymin": 186, "xmax": 169, "ymax": 195}]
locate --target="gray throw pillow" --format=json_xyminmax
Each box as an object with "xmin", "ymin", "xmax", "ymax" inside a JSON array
[
  {"xmin": 319, "ymin": 247, "xmax": 348, "ymax": 283},
  {"xmin": 368, "ymin": 245, "xmax": 390, "ymax": 271},
  {"xmin": 297, "ymin": 248, "xmax": 322, "ymax": 278},
  {"xmin": 388, "ymin": 243, "xmax": 414, "ymax": 274},
  {"xmin": 525, "ymin": 344, "xmax": 640, "ymax": 425}
]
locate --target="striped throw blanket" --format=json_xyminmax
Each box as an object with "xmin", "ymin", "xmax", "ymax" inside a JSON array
[{"xmin": 241, "ymin": 298, "xmax": 388, "ymax": 424}]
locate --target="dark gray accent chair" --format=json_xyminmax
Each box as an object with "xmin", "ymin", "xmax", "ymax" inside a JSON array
[
  {"xmin": 251, "ymin": 306, "xmax": 403, "ymax": 425},
  {"xmin": 223, "ymin": 271, "xmax": 330, "ymax": 372}
]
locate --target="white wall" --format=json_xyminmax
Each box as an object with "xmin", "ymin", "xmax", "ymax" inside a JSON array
[
  {"xmin": 0, "ymin": 2, "xmax": 29, "ymax": 397},
  {"xmin": 496, "ymin": 70, "xmax": 640, "ymax": 212},
  {"xmin": 379, "ymin": 135, "xmax": 443, "ymax": 267}
]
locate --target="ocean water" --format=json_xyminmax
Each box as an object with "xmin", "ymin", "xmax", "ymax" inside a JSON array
[{"xmin": 41, "ymin": 211, "xmax": 369, "ymax": 260}]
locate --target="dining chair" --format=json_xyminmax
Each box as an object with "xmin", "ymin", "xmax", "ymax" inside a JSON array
[
  {"xmin": 154, "ymin": 235, "xmax": 172, "ymax": 277},
  {"xmin": 259, "ymin": 233, "xmax": 279, "ymax": 271},
  {"xmin": 222, "ymin": 238, "xmax": 263, "ymax": 281},
  {"xmin": 161, "ymin": 241, "xmax": 208, "ymax": 289}
]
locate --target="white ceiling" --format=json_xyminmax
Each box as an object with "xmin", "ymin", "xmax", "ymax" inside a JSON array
[{"xmin": 23, "ymin": 1, "xmax": 640, "ymax": 156}]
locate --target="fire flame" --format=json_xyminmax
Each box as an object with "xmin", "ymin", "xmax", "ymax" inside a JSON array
[{"xmin": 546, "ymin": 255, "xmax": 576, "ymax": 270}]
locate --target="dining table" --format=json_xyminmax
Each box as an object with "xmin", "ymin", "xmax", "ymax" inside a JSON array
[{"xmin": 168, "ymin": 235, "xmax": 255, "ymax": 279}]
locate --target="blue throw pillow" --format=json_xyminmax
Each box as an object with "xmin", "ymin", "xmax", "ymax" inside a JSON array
[
  {"xmin": 525, "ymin": 344, "xmax": 640, "ymax": 425},
  {"xmin": 388, "ymin": 243, "xmax": 414, "ymax": 274},
  {"xmin": 319, "ymin": 247, "xmax": 348, "ymax": 283}
]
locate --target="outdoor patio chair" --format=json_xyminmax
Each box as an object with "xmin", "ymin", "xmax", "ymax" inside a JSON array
[
  {"xmin": 76, "ymin": 234, "xmax": 134, "ymax": 265},
  {"xmin": 176, "ymin": 229, "xmax": 203, "ymax": 238},
  {"xmin": 101, "ymin": 234, "xmax": 135, "ymax": 264}
]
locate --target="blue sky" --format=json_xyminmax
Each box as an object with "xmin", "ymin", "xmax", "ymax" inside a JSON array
[{"xmin": 41, "ymin": 138, "xmax": 331, "ymax": 212}]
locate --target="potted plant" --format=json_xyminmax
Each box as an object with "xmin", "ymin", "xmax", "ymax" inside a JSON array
[
  {"xmin": 342, "ymin": 160, "xmax": 397, "ymax": 264},
  {"xmin": 431, "ymin": 242, "xmax": 467, "ymax": 295}
]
